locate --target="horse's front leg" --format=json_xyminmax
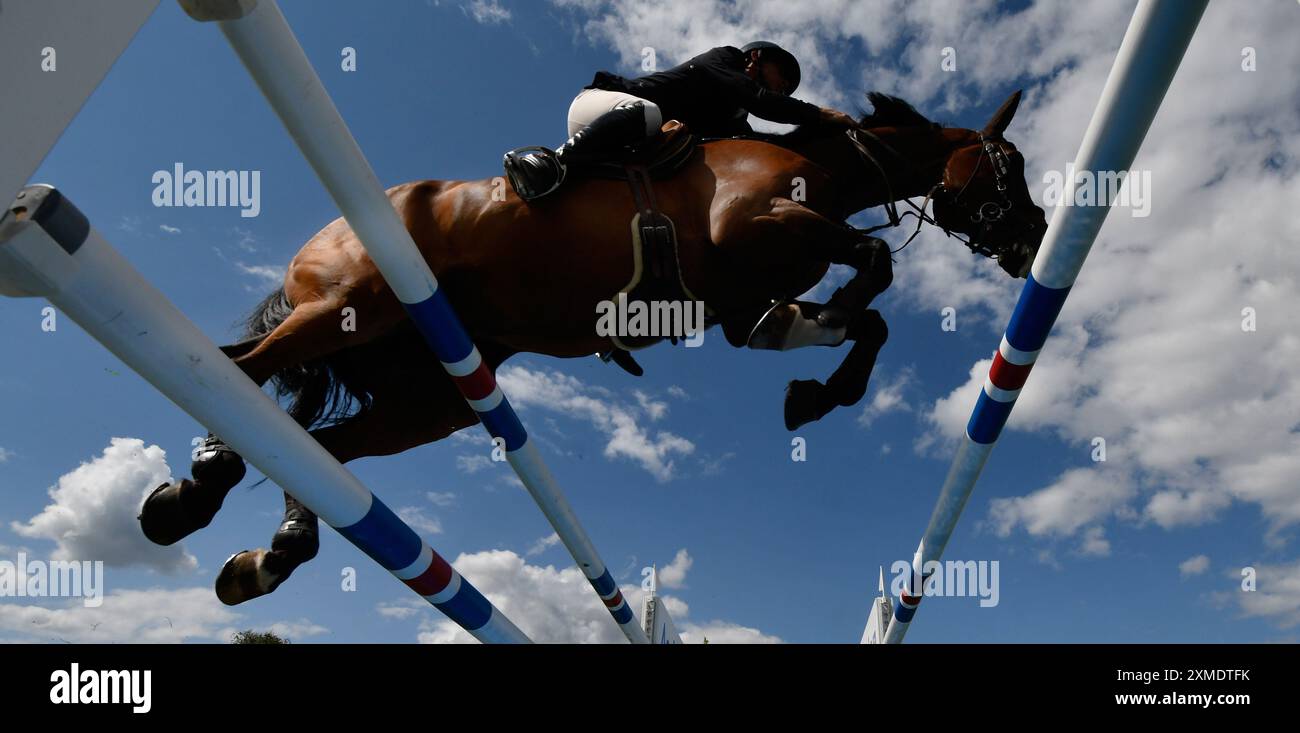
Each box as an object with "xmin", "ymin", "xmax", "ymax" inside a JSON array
[
  {"xmin": 749, "ymin": 197, "xmax": 895, "ymax": 294},
  {"xmin": 747, "ymin": 278, "xmax": 890, "ymax": 431},
  {"xmin": 736, "ymin": 199, "xmax": 895, "ymax": 429}
]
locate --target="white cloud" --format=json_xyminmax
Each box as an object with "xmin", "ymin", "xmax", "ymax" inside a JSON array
[
  {"xmin": 1180, "ymin": 555, "xmax": 1210, "ymax": 577},
  {"xmin": 699, "ymin": 450, "xmax": 734, "ymax": 477},
  {"xmin": 527, "ymin": 533, "xmax": 561, "ymax": 557},
  {"xmin": 679, "ymin": 620, "xmax": 782, "ymax": 644},
  {"xmin": 377, "ymin": 599, "xmax": 424, "ymax": 620},
  {"xmin": 634, "ymin": 390, "xmax": 669, "ymax": 421},
  {"xmin": 263, "ymin": 618, "xmax": 329, "ymax": 641},
  {"xmin": 0, "ymin": 587, "xmax": 239, "ymax": 643},
  {"xmin": 426, "ymin": 491, "xmax": 457, "ymax": 507},
  {"xmin": 396, "ymin": 506, "xmax": 443, "ymax": 536},
  {"xmin": 232, "ymin": 227, "xmax": 258, "ymax": 252},
  {"xmin": 857, "ymin": 367, "xmax": 914, "ymax": 428},
  {"xmin": 10, "ymin": 438, "xmax": 197, "ymax": 573},
  {"xmin": 409, "ymin": 549, "xmax": 777, "ymax": 643},
  {"xmin": 497, "ymin": 366, "xmax": 694, "ymax": 481},
  {"xmin": 235, "ymin": 262, "xmax": 285, "ymax": 288},
  {"xmin": 464, "ymin": 0, "xmax": 511, "ymax": 25},
  {"xmin": 1078, "ymin": 526, "xmax": 1110, "ymax": 558},
  {"xmin": 1232, "ymin": 559, "xmax": 1300, "ymax": 631},
  {"xmin": 551, "ymin": 0, "xmax": 858, "ymax": 129},
  {"xmin": 987, "ymin": 466, "xmax": 1136, "ymax": 542},
  {"xmin": 415, "ymin": 549, "xmax": 642, "ymax": 643},
  {"xmin": 655, "ymin": 548, "xmax": 692, "ymax": 589},
  {"xmin": 117, "ymin": 215, "xmax": 141, "ymax": 235},
  {"xmin": 456, "ymin": 454, "xmax": 493, "ymax": 474}
]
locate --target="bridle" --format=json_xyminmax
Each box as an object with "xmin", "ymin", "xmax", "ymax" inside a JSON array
[
  {"xmin": 845, "ymin": 127, "xmax": 1021, "ymax": 262},
  {"xmin": 952, "ymin": 135, "xmax": 1015, "ymax": 226}
]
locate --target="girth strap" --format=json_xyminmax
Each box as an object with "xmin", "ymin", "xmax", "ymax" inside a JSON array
[{"xmin": 624, "ymin": 165, "xmax": 681, "ymax": 305}]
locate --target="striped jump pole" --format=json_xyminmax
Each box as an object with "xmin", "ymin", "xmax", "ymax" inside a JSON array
[
  {"xmin": 181, "ymin": 0, "xmax": 648, "ymax": 643},
  {"xmin": 0, "ymin": 186, "xmax": 530, "ymax": 643},
  {"xmin": 879, "ymin": 0, "xmax": 1207, "ymax": 644}
]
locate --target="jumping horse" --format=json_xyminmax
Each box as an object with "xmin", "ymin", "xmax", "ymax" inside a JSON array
[{"xmin": 138, "ymin": 91, "xmax": 1046, "ymax": 604}]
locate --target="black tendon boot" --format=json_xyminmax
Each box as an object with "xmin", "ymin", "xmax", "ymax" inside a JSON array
[
  {"xmin": 784, "ymin": 310, "xmax": 889, "ymax": 431},
  {"xmin": 271, "ymin": 492, "xmax": 319, "ymax": 565},
  {"xmin": 138, "ymin": 434, "xmax": 246, "ymax": 545}
]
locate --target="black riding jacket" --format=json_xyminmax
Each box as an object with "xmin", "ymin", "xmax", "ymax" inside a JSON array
[{"xmin": 586, "ymin": 46, "xmax": 821, "ymax": 137}]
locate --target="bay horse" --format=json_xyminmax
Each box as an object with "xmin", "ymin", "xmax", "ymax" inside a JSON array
[{"xmin": 139, "ymin": 91, "xmax": 1046, "ymax": 604}]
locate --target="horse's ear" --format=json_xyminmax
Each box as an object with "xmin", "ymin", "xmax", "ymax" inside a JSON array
[{"xmin": 981, "ymin": 90, "xmax": 1022, "ymax": 138}]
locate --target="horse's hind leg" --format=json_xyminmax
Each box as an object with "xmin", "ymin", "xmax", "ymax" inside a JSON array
[
  {"xmin": 215, "ymin": 337, "xmax": 484, "ymax": 605},
  {"xmin": 139, "ymin": 291, "xmax": 403, "ymax": 546}
]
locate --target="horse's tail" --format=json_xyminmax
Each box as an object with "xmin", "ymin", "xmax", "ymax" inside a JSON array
[{"xmin": 235, "ymin": 287, "xmax": 372, "ymax": 429}]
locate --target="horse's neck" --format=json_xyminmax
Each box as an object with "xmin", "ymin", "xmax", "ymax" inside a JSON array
[{"xmin": 798, "ymin": 126, "xmax": 974, "ymax": 214}]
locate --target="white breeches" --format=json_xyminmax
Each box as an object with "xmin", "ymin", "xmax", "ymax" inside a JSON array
[{"xmin": 567, "ymin": 88, "xmax": 664, "ymax": 136}]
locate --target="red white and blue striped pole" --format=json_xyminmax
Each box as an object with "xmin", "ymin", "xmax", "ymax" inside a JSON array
[
  {"xmin": 879, "ymin": 0, "xmax": 1207, "ymax": 644},
  {"xmin": 181, "ymin": 0, "xmax": 648, "ymax": 643},
  {"xmin": 0, "ymin": 186, "xmax": 531, "ymax": 643}
]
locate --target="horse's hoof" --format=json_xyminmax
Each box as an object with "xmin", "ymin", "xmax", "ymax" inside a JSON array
[
  {"xmin": 784, "ymin": 379, "xmax": 828, "ymax": 431},
  {"xmin": 138, "ymin": 480, "xmax": 216, "ymax": 546},
  {"xmin": 215, "ymin": 549, "xmax": 287, "ymax": 606}
]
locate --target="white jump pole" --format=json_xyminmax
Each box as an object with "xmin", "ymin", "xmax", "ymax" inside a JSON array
[
  {"xmin": 179, "ymin": 0, "xmax": 648, "ymax": 643},
  {"xmin": 0, "ymin": 186, "xmax": 531, "ymax": 643},
  {"xmin": 878, "ymin": 0, "xmax": 1208, "ymax": 644}
]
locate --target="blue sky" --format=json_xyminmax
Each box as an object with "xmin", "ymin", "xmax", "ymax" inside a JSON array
[{"xmin": 1, "ymin": 0, "xmax": 1297, "ymax": 643}]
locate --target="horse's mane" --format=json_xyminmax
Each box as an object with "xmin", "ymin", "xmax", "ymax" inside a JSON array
[{"xmin": 751, "ymin": 92, "xmax": 941, "ymax": 148}]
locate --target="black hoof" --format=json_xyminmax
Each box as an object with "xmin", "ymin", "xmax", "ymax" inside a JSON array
[
  {"xmin": 784, "ymin": 379, "xmax": 830, "ymax": 431},
  {"xmin": 139, "ymin": 479, "xmax": 217, "ymax": 546}
]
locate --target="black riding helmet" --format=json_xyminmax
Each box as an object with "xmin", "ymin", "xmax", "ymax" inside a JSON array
[{"xmin": 740, "ymin": 41, "xmax": 801, "ymax": 94}]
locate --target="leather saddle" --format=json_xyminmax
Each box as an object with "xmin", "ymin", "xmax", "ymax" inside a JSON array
[
  {"xmin": 585, "ymin": 120, "xmax": 696, "ymax": 180},
  {"xmin": 503, "ymin": 122, "xmax": 707, "ymax": 377}
]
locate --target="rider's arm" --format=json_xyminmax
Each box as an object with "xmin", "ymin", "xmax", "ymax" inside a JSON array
[{"xmin": 694, "ymin": 47, "xmax": 822, "ymax": 126}]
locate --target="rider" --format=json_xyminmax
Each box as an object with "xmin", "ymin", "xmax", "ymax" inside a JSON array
[{"xmin": 506, "ymin": 41, "xmax": 859, "ymax": 200}]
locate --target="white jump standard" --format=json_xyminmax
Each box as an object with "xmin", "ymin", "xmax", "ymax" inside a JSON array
[{"xmin": 873, "ymin": 0, "xmax": 1208, "ymax": 644}]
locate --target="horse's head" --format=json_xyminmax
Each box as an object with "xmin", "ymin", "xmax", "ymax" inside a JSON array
[{"xmin": 932, "ymin": 91, "xmax": 1047, "ymax": 278}]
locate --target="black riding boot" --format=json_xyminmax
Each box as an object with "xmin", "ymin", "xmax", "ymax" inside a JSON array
[
  {"xmin": 504, "ymin": 101, "xmax": 651, "ymax": 201},
  {"xmin": 556, "ymin": 101, "xmax": 651, "ymax": 167}
]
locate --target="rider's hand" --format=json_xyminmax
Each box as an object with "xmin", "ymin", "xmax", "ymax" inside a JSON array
[{"xmin": 819, "ymin": 107, "xmax": 858, "ymax": 128}]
